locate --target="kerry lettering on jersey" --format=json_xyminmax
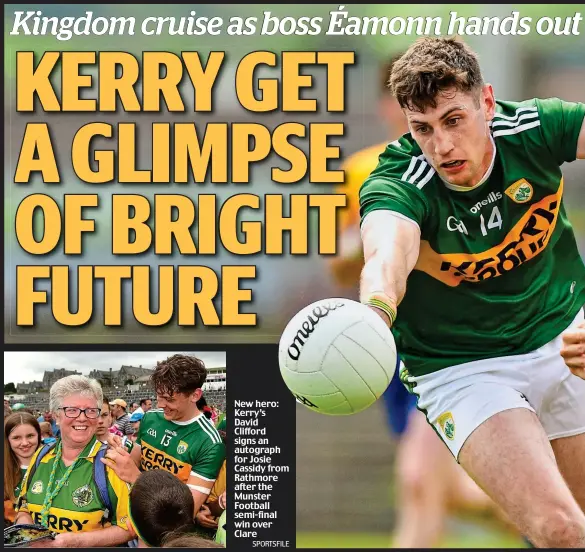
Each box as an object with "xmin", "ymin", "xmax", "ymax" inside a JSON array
[
  {"xmin": 136, "ymin": 410, "xmax": 225, "ymax": 482},
  {"xmin": 27, "ymin": 502, "xmax": 104, "ymax": 532},
  {"xmin": 417, "ymin": 180, "xmax": 562, "ymax": 286},
  {"xmin": 140, "ymin": 442, "xmax": 191, "ymax": 481}
]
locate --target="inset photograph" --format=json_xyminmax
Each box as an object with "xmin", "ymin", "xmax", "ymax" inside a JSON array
[{"xmin": 4, "ymin": 351, "xmax": 226, "ymax": 548}]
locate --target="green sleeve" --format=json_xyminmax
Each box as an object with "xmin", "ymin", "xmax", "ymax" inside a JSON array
[
  {"xmin": 359, "ymin": 142, "xmax": 431, "ymax": 227},
  {"xmin": 536, "ymin": 97, "xmax": 585, "ymax": 164},
  {"xmin": 360, "ymin": 176, "xmax": 429, "ymax": 228},
  {"xmin": 191, "ymin": 441, "xmax": 226, "ymax": 481}
]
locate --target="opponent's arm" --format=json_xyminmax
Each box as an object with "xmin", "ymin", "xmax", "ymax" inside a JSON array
[
  {"xmin": 360, "ymin": 210, "xmax": 421, "ymax": 326},
  {"xmin": 577, "ymin": 117, "xmax": 585, "ymax": 159}
]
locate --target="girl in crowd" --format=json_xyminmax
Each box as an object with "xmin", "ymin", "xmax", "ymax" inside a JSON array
[{"xmin": 4, "ymin": 412, "xmax": 41, "ymax": 526}]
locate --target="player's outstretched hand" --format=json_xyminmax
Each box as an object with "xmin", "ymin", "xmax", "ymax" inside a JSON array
[
  {"xmin": 101, "ymin": 445, "xmax": 141, "ymax": 484},
  {"xmin": 560, "ymin": 322, "xmax": 585, "ymax": 379}
]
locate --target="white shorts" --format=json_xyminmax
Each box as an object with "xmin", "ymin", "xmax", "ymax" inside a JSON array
[{"xmin": 402, "ymin": 308, "xmax": 585, "ymax": 459}]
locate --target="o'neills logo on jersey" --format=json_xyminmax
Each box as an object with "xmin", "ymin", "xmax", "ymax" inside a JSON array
[
  {"xmin": 470, "ymin": 192, "xmax": 503, "ymax": 214},
  {"xmin": 140, "ymin": 442, "xmax": 191, "ymax": 482},
  {"xmin": 416, "ymin": 179, "xmax": 563, "ymax": 287},
  {"xmin": 287, "ymin": 300, "xmax": 345, "ymax": 360}
]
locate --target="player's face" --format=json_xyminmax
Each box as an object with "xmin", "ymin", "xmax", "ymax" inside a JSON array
[
  {"xmin": 57, "ymin": 394, "xmax": 100, "ymax": 448},
  {"xmin": 156, "ymin": 390, "xmax": 199, "ymax": 422},
  {"xmin": 405, "ymin": 85, "xmax": 496, "ymax": 187},
  {"xmin": 8, "ymin": 423, "xmax": 40, "ymax": 461}
]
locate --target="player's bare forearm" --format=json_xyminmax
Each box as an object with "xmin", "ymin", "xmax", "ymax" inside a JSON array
[
  {"xmin": 191, "ymin": 488, "xmax": 210, "ymax": 516},
  {"xmin": 359, "ymin": 211, "xmax": 420, "ymax": 323}
]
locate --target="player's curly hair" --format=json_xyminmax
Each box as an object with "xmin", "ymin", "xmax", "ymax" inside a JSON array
[
  {"xmin": 151, "ymin": 354, "xmax": 207, "ymax": 397},
  {"xmin": 389, "ymin": 36, "xmax": 484, "ymax": 112}
]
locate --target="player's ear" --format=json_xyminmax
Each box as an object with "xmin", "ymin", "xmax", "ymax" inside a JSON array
[{"xmin": 482, "ymin": 84, "xmax": 496, "ymax": 121}]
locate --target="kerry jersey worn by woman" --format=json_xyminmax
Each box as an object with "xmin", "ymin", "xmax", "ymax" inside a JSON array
[
  {"xmin": 17, "ymin": 438, "xmax": 130, "ymax": 533},
  {"xmin": 360, "ymin": 98, "xmax": 585, "ymax": 376}
]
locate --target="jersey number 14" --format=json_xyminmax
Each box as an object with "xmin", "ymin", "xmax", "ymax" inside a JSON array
[{"xmin": 479, "ymin": 206, "xmax": 503, "ymax": 236}]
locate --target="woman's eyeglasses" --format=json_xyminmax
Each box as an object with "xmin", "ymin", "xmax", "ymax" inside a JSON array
[{"xmin": 58, "ymin": 407, "xmax": 101, "ymax": 419}]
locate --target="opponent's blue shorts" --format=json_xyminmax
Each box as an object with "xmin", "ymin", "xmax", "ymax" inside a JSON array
[{"xmin": 382, "ymin": 357, "xmax": 418, "ymax": 436}]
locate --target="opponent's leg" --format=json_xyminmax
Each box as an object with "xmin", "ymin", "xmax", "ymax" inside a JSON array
[
  {"xmin": 392, "ymin": 411, "xmax": 449, "ymax": 548},
  {"xmin": 551, "ymin": 433, "xmax": 585, "ymax": 514},
  {"xmin": 458, "ymin": 408, "xmax": 585, "ymax": 548}
]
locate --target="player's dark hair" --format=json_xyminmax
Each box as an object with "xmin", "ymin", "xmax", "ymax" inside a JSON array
[
  {"xmin": 130, "ymin": 470, "xmax": 196, "ymax": 547},
  {"xmin": 390, "ymin": 36, "xmax": 484, "ymax": 112},
  {"xmin": 4, "ymin": 413, "xmax": 41, "ymax": 503},
  {"xmin": 151, "ymin": 354, "xmax": 207, "ymax": 397}
]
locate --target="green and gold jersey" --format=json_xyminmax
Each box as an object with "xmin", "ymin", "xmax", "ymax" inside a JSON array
[
  {"xmin": 14, "ymin": 466, "xmax": 28, "ymax": 500},
  {"xmin": 360, "ymin": 98, "xmax": 585, "ymax": 376},
  {"xmin": 136, "ymin": 410, "xmax": 225, "ymax": 483},
  {"xmin": 17, "ymin": 438, "xmax": 130, "ymax": 533}
]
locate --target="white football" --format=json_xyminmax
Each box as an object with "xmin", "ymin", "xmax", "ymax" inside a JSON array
[{"xmin": 278, "ymin": 298, "xmax": 397, "ymax": 415}]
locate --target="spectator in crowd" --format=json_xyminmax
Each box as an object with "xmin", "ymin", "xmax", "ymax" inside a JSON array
[
  {"xmin": 4, "ymin": 412, "xmax": 41, "ymax": 526},
  {"xmin": 128, "ymin": 411, "xmax": 143, "ymax": 441},
  {"xmin": 210, "ymin": 405, "xmax": 219, "ymax": 426},
  {"xmin": 14, "ymin": 375, "xmax": 133, "ymax": 547},
  {"xmin": 37, "ymin": 409, "xmax": 60, "ymax": 438},
  {"xmin": 133, "ymin": 397, "xmax": 153, "ymax": 416},
  {"xmin": 196, "ymin": 396, "xmax": 213, "ymax": 420},
  {"xmin": 128, "ymin": 470, "xmax": 198, "ymax": 547},
  {"xmin": 216, "ymin": 413, "xmax": 226, "ymax": 432},
  {"xmin": 4, "ymin": 404, "xmax": 12, "ymax": 418},
  {"xmin": 129, "ymin": 402, "xmax": 140, "ymax": 414},
  {"xmin": 96, "ymin": 397, "xmax": 120, "ymax": 443},
  {"xmin": 39, "ymin": 422, "xmax": 57, "ymax": 446},
  {"xmin": 103, "ymin": 355, "xmax": 225, "ymax": 518},
  {"xmin": 110, "ymin": 399, "xmax": 134, "ymax": 436}
]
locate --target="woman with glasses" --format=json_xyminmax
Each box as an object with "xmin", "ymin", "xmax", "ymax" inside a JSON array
[{"xmin": 13, "ymin": 375, "xmax": 133, "ymax": 547}]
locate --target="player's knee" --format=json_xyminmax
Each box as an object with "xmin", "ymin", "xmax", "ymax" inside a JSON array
[
  {"xmin": 534, "ymin": 507, "xmax": 585, "ymax": 548},
  {"xmin": 398, "ymin": 462, "xmax": 435, "ymax": 503}
]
